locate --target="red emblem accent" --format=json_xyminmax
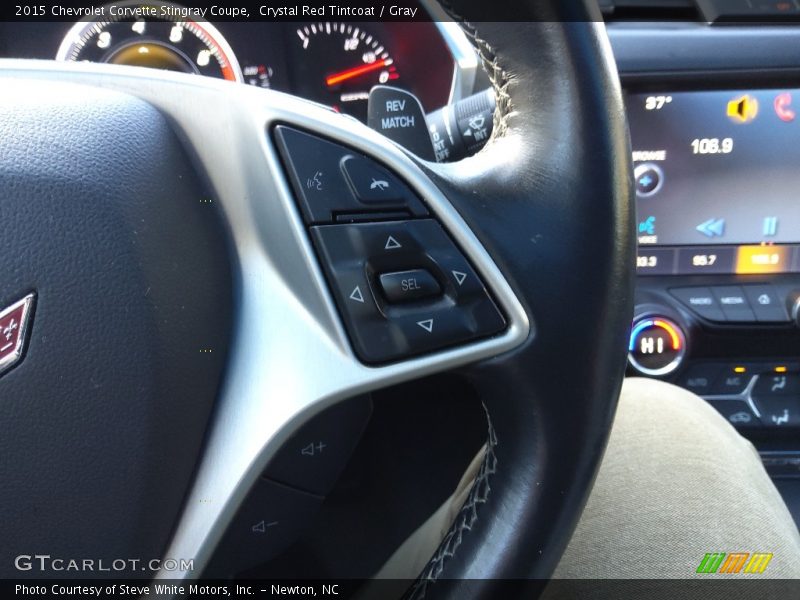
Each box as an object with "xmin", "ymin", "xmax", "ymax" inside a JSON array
[{"xmin": 0, "ymin": 294, "xmax": 35, "ymax": 377}]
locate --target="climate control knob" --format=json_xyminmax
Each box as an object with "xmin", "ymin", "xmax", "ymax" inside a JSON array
[
  {"xmin": 628, "ymin": 316, "xmax": 687, "ymax": 377},
  {"xmin": 790, "ymin": 292, "xmax": 800, "ymax": 328}
]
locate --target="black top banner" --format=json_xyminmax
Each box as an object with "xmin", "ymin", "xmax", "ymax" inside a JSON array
[{"xmin": 3, "ymin": 0, "xmax": 605, "ymax": 23}]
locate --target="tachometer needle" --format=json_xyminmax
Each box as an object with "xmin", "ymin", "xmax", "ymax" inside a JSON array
[{"xmin": 326, "ymin": 59, "xmax": 390, "ymax": 87}]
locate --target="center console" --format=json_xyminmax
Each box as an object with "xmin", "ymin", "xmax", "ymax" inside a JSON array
[
  {"xmin": 609, "ymin": 27, "xmax": 800, "ymax": 474},
  {"xmin": 626, "ymin": 87, "xmax": 800, "ymax": 437}
]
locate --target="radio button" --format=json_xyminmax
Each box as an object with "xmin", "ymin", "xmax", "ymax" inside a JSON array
[
  {"xmin": 670, "ymin": 287, "xmax": 725, "ymax": 322},
  {"xmin": 711, "ymin": 286, "xmax": 756, "ymax": 323}
]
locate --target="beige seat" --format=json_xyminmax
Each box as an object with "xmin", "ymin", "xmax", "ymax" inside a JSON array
[{"xmin": 374, "ymin": 378, "xmax": 800, "ymax": 581}]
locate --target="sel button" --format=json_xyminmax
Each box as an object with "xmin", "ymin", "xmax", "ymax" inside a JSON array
[{"xmin": 379, "ymin": 269, "xmax": 441, "ymax": 303}]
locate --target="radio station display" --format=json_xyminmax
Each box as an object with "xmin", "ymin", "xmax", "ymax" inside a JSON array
[{"xmin": 627, "ymin": 89, "xmax": 800, "ymax": 276}]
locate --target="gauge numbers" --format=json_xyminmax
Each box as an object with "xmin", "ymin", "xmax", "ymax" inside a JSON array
[{"xmin": 293, "ymin": 22, "xmax": 399, "ymax": 120}]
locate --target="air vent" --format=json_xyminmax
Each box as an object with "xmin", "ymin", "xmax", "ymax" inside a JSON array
[{"xmin": 599, "ymin": 0, "xmax": 702, "ymax": 21}]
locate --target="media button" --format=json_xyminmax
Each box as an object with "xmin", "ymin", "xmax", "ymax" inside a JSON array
[{"xmin": 710, "ymin": 286, "xmax": 756, "ymax": 323}]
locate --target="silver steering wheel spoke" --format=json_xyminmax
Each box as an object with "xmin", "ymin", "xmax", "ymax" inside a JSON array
[{"xmin": 0, "ymin": 60, "xmax": 528, "ymax": 577}]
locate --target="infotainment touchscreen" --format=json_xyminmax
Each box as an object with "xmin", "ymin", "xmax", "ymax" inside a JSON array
[{"xmin": 627, "ymin": 89, "xmax": 800, "ymax": 276}]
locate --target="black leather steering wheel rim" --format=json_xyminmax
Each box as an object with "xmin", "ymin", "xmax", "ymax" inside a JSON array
[
  {"xmin": 0, "ymin": 1, "xmax": 633, "ymax": 593},
  {"xmin": 405, "ymin": 2, "xmax": 634, "ymax": 596}
]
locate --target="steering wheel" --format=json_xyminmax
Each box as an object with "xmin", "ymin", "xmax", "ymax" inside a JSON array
[{"xmin": 0, "ymin": 0, "xmax": 633, "ymax": 596}]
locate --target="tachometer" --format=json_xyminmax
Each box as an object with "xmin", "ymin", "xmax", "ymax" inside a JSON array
[
  {"xmin": 291, "ymin": 22, "xmax": 399, "ymax": 121},
  {"xmin": 56, "ymin": 1, "xmax": 242, "ymax": 82}
]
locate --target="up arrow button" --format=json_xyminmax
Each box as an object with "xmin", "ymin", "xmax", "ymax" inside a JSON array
[
  {"xmin": 384, "ymin": 236, "xmax": 402, "ymax": 250},
  {"xmin": 349, "ymin": 286, "xmax": 365, "ymax": 303}
]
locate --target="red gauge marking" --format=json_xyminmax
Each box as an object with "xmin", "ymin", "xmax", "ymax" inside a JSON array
[
  {"xmin": 220, "ymin": 64, "xmax": 236, "ymax": 81},
  {"xmin": 191, "ymin": 20, "xmax": 239, "ymax": 82},
  {"xmin": 326, "ymin": 59, "xmax": 388, "ymax": 87}
]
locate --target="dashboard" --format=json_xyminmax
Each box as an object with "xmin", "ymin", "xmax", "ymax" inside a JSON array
[
  {"xmin": 608, "ymin": 25, "xmax": 800, "ymax": 495},
  {"xmin": 629, "ymin": 88, "xmax": 800, "ymax": 275},
  {"xmin": 0, "ymin": 14, "xmax": 456, "ymax": 122},
  {"xmin": 1, "ymin": 9, "xmax": 798, "ymax": 481}
]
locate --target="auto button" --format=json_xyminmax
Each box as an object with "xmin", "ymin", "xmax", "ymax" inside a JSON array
[{"xmin": 677, "ymin": 363, "xmax": 723, "ymax": 395}]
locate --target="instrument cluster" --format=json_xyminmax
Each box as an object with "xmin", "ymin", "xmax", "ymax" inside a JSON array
[{"xmin": 0, "ymin": 3, "xmax": 457, "ymax": 121}]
